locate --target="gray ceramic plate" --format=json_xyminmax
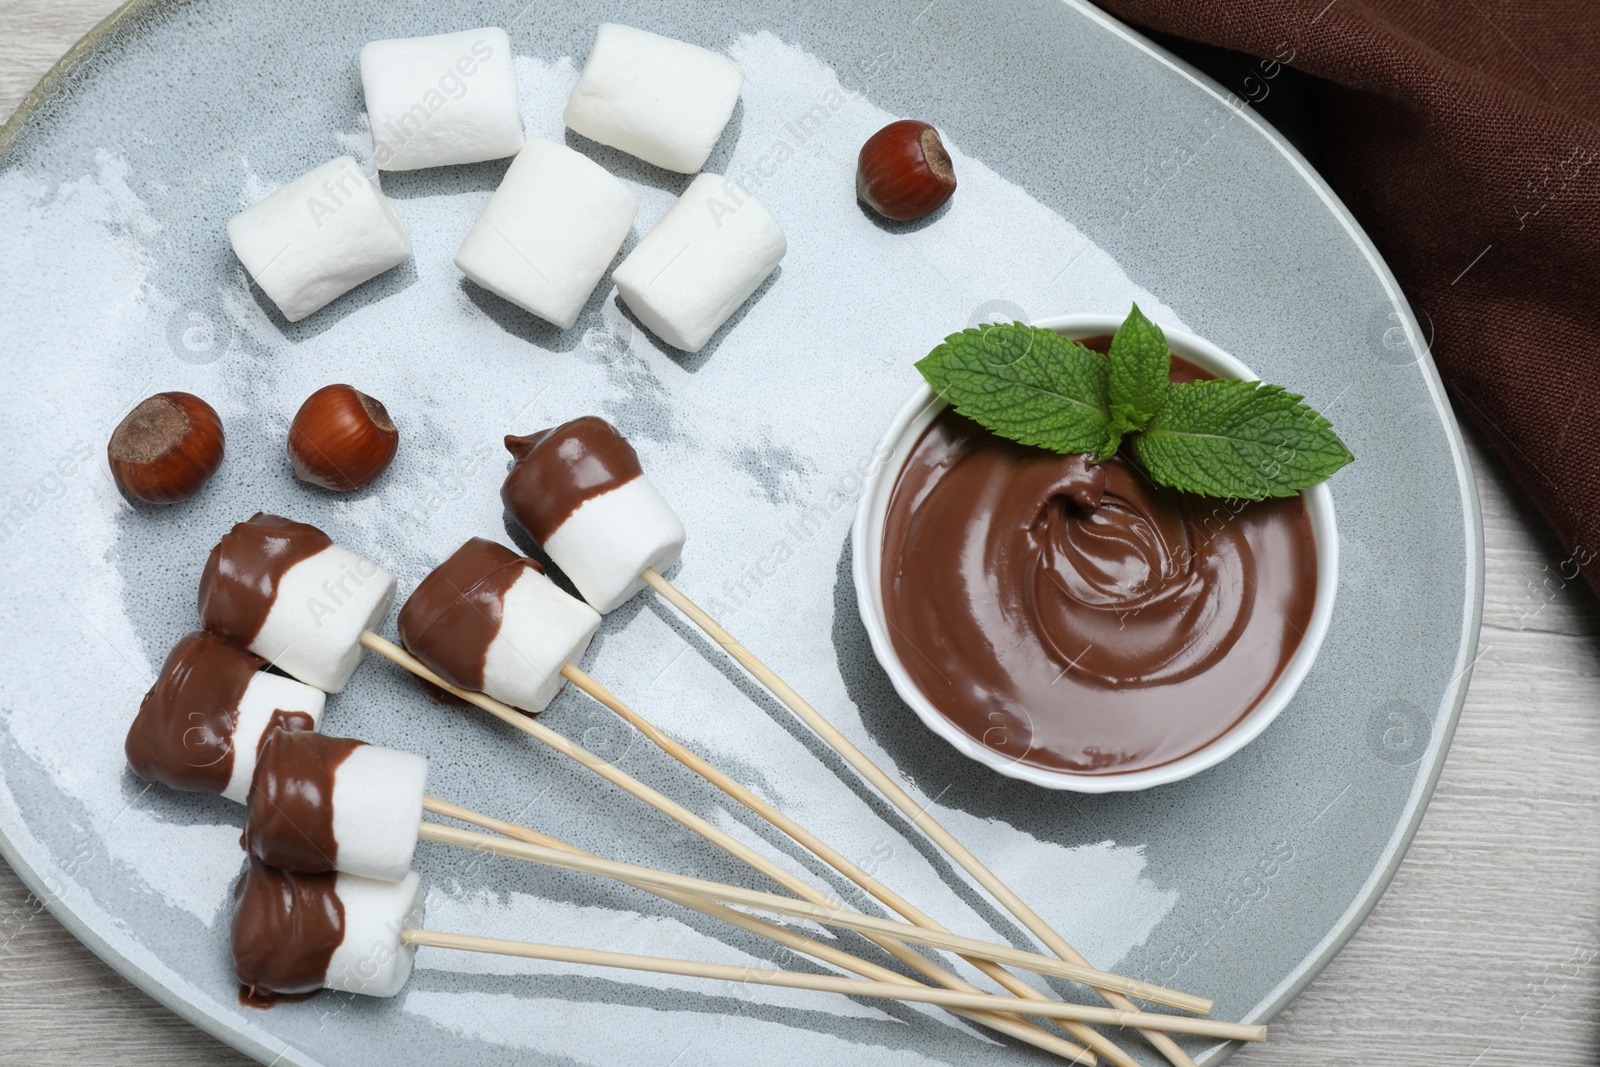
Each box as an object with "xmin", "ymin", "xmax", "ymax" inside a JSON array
[{"xmin": 0, "ymin": 1, "xmax": 1481, "ymax": 1065}]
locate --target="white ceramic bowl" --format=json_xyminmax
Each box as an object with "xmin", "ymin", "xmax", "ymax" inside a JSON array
[{"xmin": 852, "ymin": 314, "xmax": 1339, "ymax": 792}]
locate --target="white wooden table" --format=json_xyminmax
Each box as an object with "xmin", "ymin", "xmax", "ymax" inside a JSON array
[{"xmin": 3, "ymin": 3, "xmax": 1596, "ymax": 1063}]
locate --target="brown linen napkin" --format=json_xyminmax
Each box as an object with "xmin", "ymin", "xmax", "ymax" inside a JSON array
[{"xmin": 1094, "ymin": 0, "xmax": 1600, "ymax": 594}]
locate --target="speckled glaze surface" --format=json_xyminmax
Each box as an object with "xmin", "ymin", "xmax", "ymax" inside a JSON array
[{"xmin": 0, "ymin": 2, "xmax": 1481, "ymax": 1066}]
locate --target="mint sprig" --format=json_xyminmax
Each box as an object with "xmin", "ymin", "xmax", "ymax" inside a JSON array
[
  {"xmin": 915, "ymin": 323, "xmax": 1116, "ymax": 460},
  {"xmin": 1107, "ymin": 303, "xmax": 1169, "ymax": 440},
  {"xmin": 915, "ymin": 305, "xmax": 1352, "ymax": 499},
  {"xmin": 1133, "ymin": 380, "xmax": 1353, "ymax": 498}
]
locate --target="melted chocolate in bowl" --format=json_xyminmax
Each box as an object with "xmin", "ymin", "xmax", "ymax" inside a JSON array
[{"xmin": 880, "ymin": 347, "xmax": 1319, "ymax": 775}]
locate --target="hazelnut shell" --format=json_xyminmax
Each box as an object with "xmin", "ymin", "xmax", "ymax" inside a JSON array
[
  {"xmin": 107, "ymin": 391, "xmax": 225, "ymax": 504},
  {"xmin": 856, "ymin": 119, "xmax": 957, "ymax": 222},
  {"xmin": 288, "ymin": 384, "xmax": 399, "ymax": 491}
]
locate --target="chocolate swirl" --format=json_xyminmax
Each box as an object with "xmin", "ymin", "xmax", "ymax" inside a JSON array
[
  {"xmin": 880, "ymin": 353, "xmax": 1317, "ymax": 775},
  {"xmin": 232, "ymin": 856, "xmax": 343, "ymax": 1005},
  {"xmin": 501, "ymin": 416, "xmax": 643, "ymax": 542},
  {"xmin": 1022, "ymin": 451, "xmax": 1253, "ymax": 688},
  {"xmin": 244, "ymin": 729, "xmax": 363, "ymax": 873},
  {"xmin": 397, "ymin": 538, "xmax": 534, "ymax": 691},
  {"xmin": 199, "ymin": 513, "xmax": 333, "ymax": 644}
]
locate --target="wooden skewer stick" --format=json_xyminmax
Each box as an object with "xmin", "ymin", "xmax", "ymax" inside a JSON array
[
  {"xmin": 361, "ymin": 634, "xmax": 1092, "ymax": 1061},
  {"xmin": 399, "ymin": 928, "xmax": 1265, "ymax": 1043},
  {"xmin": 417, "ymin": 821, "xmax": 1208, "ymax": 1015},
  {"xmin": 560, "ymin": 659, "xmax": 1151, "ymax": 1067},
  {"xmin": 421, "ymin": 796, "xmax": 1095, "ymax": 1064},
  {"xmin": 642, "ymin": 568, "xmax": 1205, "ymax": 1067}
]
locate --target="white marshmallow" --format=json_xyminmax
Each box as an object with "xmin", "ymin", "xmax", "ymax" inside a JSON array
[
  {"xmin": 453, "ymin": 139, "xmax": 637, "ymax": 328},
  {"xmin": 251, "ymin": 543, "xmax": 397, "ymax": 693},
  {"xmin": 563, "ymin": 23, "xmax": 743, "ymax": 173},
  {"xmin": 481, "ymin": 566, "xmax": 602, "ymax": 712},
  {"xmin": 220, "ymin": 673, "xmax": 327, "ymax": 805},
  {"xmin": 324, "ymin": 870, "xmax": 423, "ymax": 998},
  {"xmin": 545, "ymin": 476, "xmax": 686, "ymax": 614},
  {"xmin": 361, "ymin": 28, "xmax": 524, "ymax": 171},
  {"xmin": 328, "ymin": 744, "xmax": 428, "ymax": 883},
  {"xmin": 612, "ymin": 173, "xmax": 785, "ymax": 352},
  {"xmin": 227, "ymin": 156, "xmax": 412, "ymax": 322}
]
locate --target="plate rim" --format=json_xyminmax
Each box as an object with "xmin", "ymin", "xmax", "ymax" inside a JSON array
[
  {"xmin": 1063, "ymin": 0, "xmax": 1486, "ymax": 1035},
  {"xmin": 0, "ymin": 0, "xmax": 1487, "ymax": 1062},
  {"xmin": 0, "ymin": 9, "xmax": 310, "ymax": 1066}
]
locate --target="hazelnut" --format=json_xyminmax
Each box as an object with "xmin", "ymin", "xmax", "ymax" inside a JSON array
[
  {"xmin": 107, "ymin": 392, "xmax": 225, "ymax": 504},
  {"xmin": 856, "ymin": 119, "xmax": 956, "ymax": 222},
  {"xmin": 287, "ymin": 384, "xmax": 399, "ymax": 491}
]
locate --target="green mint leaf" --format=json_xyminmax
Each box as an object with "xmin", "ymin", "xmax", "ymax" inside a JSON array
[
  {"xmin": 1106, "ymin": 303, "xmax": 1170, "ymax": 436},
  {"xmin": 916, "ymin": 323, "xmax": 1116, "ymax": 458},
  {"xmin": 1133, "ymin": 379, "xmax": 1353, "ymax": 498}
]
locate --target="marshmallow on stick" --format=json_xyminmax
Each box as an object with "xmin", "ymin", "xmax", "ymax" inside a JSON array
[
  {"xmin": 398, "ymin": 537, "xmax": 600, "ymax": 713},
  {"xmin": 360, "ymin": 27, "xmax": 524, "ymax": 171},
  {"xmin": 496, "ymin": 415, "xmax": 1180, "ymax": 1064},
  {"xmin": 492, "ymin": 414, "xmax": 1154, "ymax": 1060},
  {"xmin": 355, "ymin": 636, "xmax": 1216, "ymax": 1057},
  {"xmin": 125, "ymin": 631, "xmax": 326, "ymax": 804},
  {"xmin": 453, "ymin": 139, "xmax": 638, "ymax": 329},
  {"xmin": 500, "ymin": 417, "xmax": 685, "ymax": 613},
  {"xmin": 244, "ymin": 729, "xmax": 427, "ymax": 883},
  {"xmin": 199, "ymin": 513, "xmax": 396, "ymax": 692},
  {"xmin": 612, "ymin": 173, "xmax": 785, "ymax": 352},
  {"xmin": 242, "ymin": 740, "xmax": 1129, "ymax": 1017},
  {"xmin": 228, "ymin": 858, "xmax": 1255, "ymax": 1040},
  {"xmin": 227, "ymin": 157, "xmax": 412, "ymax": 323},
  {"xmin": 233, "ymin": 857, "xmax": 422, "ymax": 1002},
  {"xmin": 563, "ymin": 23, "xmax": 743, "ymax": 173}
]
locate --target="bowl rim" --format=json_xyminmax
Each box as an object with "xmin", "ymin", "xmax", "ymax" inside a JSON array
[{"xmin": 851, "ymin": 313, "xmax": 1340, "ymax": 793}]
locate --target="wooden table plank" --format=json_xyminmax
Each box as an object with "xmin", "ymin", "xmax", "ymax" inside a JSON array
[{"xmin": 2, "ymin": 2, "xmax": 1596, "ymax": 1063}]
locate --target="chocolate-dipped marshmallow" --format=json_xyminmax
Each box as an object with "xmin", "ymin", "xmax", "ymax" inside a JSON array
[
  {"xmin": 199, "ymin": 513, "xmax": 396, "ymax": 692},
  {"xmin": 500, "ymin": 417, "xmax": 685, "ymax": 613},
  {"xmin": 244, "ymin": 729, "xmax": 427, "ymax": 883},
  {"xmin": 398, "ymin": 537, "xmax": 601, "ymax": 713},
  {"xmin": 233, "ymin": 857, "xmax": 422, "ymax": 1003},
  {"xmin": 126, "ymin": 631, "xmax": 326, "ymax": 804}
]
